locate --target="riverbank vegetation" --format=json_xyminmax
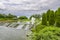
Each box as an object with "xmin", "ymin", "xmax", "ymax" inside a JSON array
[{"xmin": 29, "ymin": 7, "xmax": 60, "ymax": 40}]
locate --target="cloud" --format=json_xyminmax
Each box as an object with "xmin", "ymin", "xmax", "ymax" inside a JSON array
[
  {"xmin": 0, "ymin": 2, "xmax": 6, "ymax": 9},
  {"xmin": 0, "ymin": 0, "xmax": 59, "ymax": 11},
  {"xmin": 0, "ymin": 0, "xmax": 60, "ymax": 16}
]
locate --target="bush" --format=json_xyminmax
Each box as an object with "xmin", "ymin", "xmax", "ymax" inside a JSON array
[
  {"xmin": 31, "ymin": 27, "xmax": 60, "ymax": 40},
  {"xmin": 31, "ymin": 24, "xmax": 46, "ymax": 33}
]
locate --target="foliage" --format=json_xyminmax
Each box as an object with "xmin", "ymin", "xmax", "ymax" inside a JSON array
[
  {"xmin": 42, "ymin": 13, "xmax": 47, "ymax": 25},
  {"xmin": 6, "ymin": 13, "xmax": 17, "ymax": 19},
  {"xmin": 56, "ymin": 8, "xmax": 60, "ymax": 27},
  {"xmin": 18, "ymin": 16, "xmax": 28, "ymax": 20},
  {"xmin": 30, "ymin": 7, "xmax": 60, "ymax": 40},
  {"xmin": 0, "ymin": 13, "xmax": 17, "ymax": 19},
  {"xmin": 41, "ymin": 7, "xmax": 60, "ymax": 26},
  {"xmin": 0, "ymin": 14, "xmax": 6, "ymax": 18},
  {"xmin": 31, "ymin": 27, "xmax": 60, "ymax": 40},
  {"xmin": 46, "ymin": 9, "xmax": 51, "ymax": 21},
  {"xmin": 49, "ymin": 10, "xmax": 55, "ymax": 25},
  {"xmin": 30, "ymin": 14, "xmax": 41, "ymax": 20}
]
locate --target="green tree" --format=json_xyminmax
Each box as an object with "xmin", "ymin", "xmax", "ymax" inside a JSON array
[
  {"xmin": 46, "ymin": 9, "xmax": 51, "ymax": 21},
  {"xmin": 42, "ymin": 13, "xmax": 47, "ymax": 25},
  {"xmin": 55, "ymin": 10, "xmax": 58, "ymax": 21},
  {"xmin": 49, "ymin": 10, "xmax": 55, "ymax": 25},
  {"xmin": 0, "ymin": 14, "xmax": 6, "ymax": 18},
  {"xmin": 56, "ymin": 8, "xmax": 60, "ymax": 27},
  {"xmin": 6, "ymin": 13, "xmax": 17, "ymax": 19},
  {"xmin": 18, "ymin": 16, "xmax": 28, "ymax": 20},
  {"xmin": 30, "ymin": 14, "xmax": 41, "ymax": 20}
]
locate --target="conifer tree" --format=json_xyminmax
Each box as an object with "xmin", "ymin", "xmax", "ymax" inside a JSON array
[
  {"xmin": 42, "ymin": 13, "xmax": 47, "ymax": 25},
  {"xmin": 46, "ymin": 9, "xmax": 51, "ymax": 21},
  {"xmin": 49, "ymin": 10, "xmax": 55, "ymax": 25},
  {"xmin": 56, "ymin": 8, "xmax": 60, "ymax": 27}
]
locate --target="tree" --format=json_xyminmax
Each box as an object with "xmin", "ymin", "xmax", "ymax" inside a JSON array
[
  {"xmin": 18, "ymin": 16, "xmax": 28, "ymax": 20},
  {"xmin": 42, "ymin": 13, "xmax": 47, "ymax": 25},
  {"xmin": 56, "ymin": 8, "xmax": 60, "ymax": 27},
  {"xmin": 46, "ymin": 9, "xmax": 51, "ymax": 21},
  {"xmin": 55, "ymin": 10, "xmax": 58, "ymax": 21},
  {"xmin": 30, "ymin": 14, "xmax": 41, "ymax": 20},
  {"xmin": 49, "ymin": 10, "xmax": 55, "ymax": 25},
  {"xmin": 6, "ymin": 13, "xmax": 17, "ymax": 19},
  {"xmin": 0, "ymin": 14, "xmax": 6, "ymax": 18}
]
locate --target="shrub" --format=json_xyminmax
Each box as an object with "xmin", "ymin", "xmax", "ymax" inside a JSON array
[
  {"xmin": 31, "ymin": 27, "xmax": 60, "ymax": 40},
  {"xmin": 31, "ymin": 25, "xmax": 46, "ymax": 33}
]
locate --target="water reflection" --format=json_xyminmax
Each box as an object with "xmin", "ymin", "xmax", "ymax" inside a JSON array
[{"xmin": 0, "ymin": 26, "xmax": 26, "ymax": 40}]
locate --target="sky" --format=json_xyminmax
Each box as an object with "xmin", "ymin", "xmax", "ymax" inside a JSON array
[{"xmin": 0, "ymin": 0, "xmax": 60, "ymax": 17}]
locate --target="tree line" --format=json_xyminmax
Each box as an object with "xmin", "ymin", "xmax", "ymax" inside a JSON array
[
  {"xmin": 0, "ymin": 13, "xmax": 28, "ymax": 20},
  {"xmin": 42, "ymin": 8, "xmax": 60, "ymax": 27}
]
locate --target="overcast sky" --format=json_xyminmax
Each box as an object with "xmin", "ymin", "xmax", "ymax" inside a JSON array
[{"xmin": 0, "ymin": 0, "xmax": 60, "ymax": 17}]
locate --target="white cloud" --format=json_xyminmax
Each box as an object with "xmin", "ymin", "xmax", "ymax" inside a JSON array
[
  {"xmin": 0, "ymin": 2, "xmax": 5, "ymax": 9},
  {"xmin": 0, "ymin": 0, "xmax": 60, "ymax": 11}
]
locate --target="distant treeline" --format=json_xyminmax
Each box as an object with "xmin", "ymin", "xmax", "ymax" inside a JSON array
[
  {"xmin": 0, "ymin": 13, "xmax": 29, "ymax": 20},
  {"xmin": 0, "ymin": 13, "xmax": 17, "ymax": 19},
  {"xmin": 0, "ymin": 13, "xmax": 41, "ymax": 20}
]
